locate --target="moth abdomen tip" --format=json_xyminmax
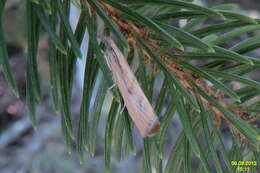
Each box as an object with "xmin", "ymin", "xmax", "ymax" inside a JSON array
[{"xmin": 144, "ymin": 116, "xmax": 161, "ymax": 137}]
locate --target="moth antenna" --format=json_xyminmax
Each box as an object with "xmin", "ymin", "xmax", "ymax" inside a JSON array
[{"xmin": 104, "ymin": 54, "xmax": 112, "ymax": 70}]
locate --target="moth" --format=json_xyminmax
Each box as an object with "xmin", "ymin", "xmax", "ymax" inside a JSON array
[{"xmin": 102, "ymin": 37, "xmax": 160, "ymax": 137}]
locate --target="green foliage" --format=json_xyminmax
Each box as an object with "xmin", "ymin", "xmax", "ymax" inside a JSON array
[
  {"xmin": 0, "ymin": 0, "xmax": 19, "ymax": 98},
  {"xmin": 1, "ymin": 0, "xmax": 259, "ymax": 172}
]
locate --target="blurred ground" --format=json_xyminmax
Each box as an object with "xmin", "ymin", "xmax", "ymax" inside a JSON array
[{"xmin": 0, "ymin": 1, "xmax": 259, "ymax": 173}]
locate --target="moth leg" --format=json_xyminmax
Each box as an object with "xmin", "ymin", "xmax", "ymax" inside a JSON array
[
  {"xmin": 120, "ymin": 102, "xmax": 126, "ymax": 114},
  {"xmin": 109, "ymin": 71, "xmax": 119, "ymax": 91},
  {"xmin": 108, "ymin": 83, "xmax": 116, "ymax": 90}
]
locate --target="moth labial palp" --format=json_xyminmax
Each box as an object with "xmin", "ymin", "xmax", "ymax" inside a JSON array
[{"xmin": 102, "ymin": 37, "xmax": 160, "ymax": 137}]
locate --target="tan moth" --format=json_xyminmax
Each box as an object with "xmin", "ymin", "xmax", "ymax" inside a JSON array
[{"xmin": 102, "ymin": 37, "xmax": 160, "ymax": 137}]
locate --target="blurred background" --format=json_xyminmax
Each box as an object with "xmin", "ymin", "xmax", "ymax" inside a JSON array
[{"xmin": 0, "ymin": 0, "xmax": 259, "ymax": 173}]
